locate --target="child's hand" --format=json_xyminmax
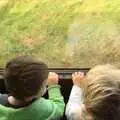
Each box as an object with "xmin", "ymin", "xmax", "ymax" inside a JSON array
[
  {"xmin": 47, "ymin": 72, "xmax": 59, "ymax": 86},
  {"xmin": 72, "ymin": 72, "xmax": 85, "ymax": 86}
]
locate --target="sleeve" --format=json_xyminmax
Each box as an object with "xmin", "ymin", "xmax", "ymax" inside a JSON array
[
  {"xmin": 47, "ymin": 85, "xmax": 65, "ymax": 119},
  {"xmin": 0, "ymin": 94, "xmax": 8, "ymax": 106},
  {"xmin": 65, "ymin": 85, "xmax": 84, "ymax": 120}
]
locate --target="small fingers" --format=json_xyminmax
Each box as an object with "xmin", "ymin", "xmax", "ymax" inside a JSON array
[
  {"xmin": 78, "ymin": 72, "xmax": 84, "ymax": 76},
  {"xmin": 72, "ymin": 72, "xmax": 84, "ymax": 76},
  {"xmin": 49, "ymin": 72, "xmax": 57, "ymax": 76}
]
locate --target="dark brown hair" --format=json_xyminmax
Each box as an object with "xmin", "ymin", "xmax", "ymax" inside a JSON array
[{"xmin": 4, "ymin": 56, "xmax": 48, "ymax": 100}]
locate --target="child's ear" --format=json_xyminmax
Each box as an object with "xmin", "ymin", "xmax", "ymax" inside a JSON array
[
  {"xmin": 36, "ymin": 84, "xmax": 47, "ymax": 98},
  {"xmin": 41, "ymin": 85, "xmax": 47, "ymax": 96},
  {"xmin": 41, "ymin": 80, "xmax": 47, "ymax": 96}
]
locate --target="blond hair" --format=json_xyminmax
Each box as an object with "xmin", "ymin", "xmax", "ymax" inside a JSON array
[{"xmin": 81, "ymin": 64, "xmax": 120, "ymax": 120}]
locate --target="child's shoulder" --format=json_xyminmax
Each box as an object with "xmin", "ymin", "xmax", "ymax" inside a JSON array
[{"xmin": 32, "ymin": 97, "xmax": 54, "ymax": 106}]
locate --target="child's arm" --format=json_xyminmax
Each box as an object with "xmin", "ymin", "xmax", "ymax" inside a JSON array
[
  {"xmin": 65, "ymin": 72, "xmax": 85, "ymax": 120},
  {"xmin": 47, "ymin": 72, "xmax": 65, "ymax": 119}
]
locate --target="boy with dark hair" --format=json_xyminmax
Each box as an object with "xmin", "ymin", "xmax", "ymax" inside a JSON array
[{"xmin": 0, "ymin": 56, "xmax": 65, "ymax": 120}]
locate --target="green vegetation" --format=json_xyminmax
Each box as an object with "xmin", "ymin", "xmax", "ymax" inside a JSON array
[{"xmin": 0, "ymin": 0, "xmax": 120, "ymax": 67}]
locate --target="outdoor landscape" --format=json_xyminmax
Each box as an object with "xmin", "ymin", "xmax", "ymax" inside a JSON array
[{"xmin": 0, "ymin": 0, "xmax": 120, "ymax": 68}]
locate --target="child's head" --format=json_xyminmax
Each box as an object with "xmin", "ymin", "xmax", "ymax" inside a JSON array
[
  {"xmin": 81, "ymin": 64, "xmax": 120, "ymax": 120},
  {"xmin": 4, "ymin": 56, "xmax": 48, "ymax": 101}
]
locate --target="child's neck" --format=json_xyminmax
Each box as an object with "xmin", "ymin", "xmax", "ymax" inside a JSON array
[{"xmin": 8, "ymin": 96, "xmax": 29, "ymax": 106}]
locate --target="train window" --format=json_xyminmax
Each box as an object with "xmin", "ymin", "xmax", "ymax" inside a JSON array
[
  {"xmin": 0, "ymin": 1, "xmax": 119, "ymax": 68},
  {"xmin": 0, "ymin": 1, "xmax": 119, "ymax": 119}
]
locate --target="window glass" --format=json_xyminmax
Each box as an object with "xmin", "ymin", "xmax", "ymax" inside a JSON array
[{"xmin": 0, "ymin": 0, "xmax": 119, "ymax": 68}]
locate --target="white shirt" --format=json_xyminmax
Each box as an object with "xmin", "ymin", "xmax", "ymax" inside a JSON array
[{"xmin": 65, "ymin": 85, "xmax": 84, "ymax": 120}]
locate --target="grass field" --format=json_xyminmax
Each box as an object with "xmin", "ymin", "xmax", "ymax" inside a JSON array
[{"xmin": 0, "ymin": 0, "xmax": 120, "ymax": 68}]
